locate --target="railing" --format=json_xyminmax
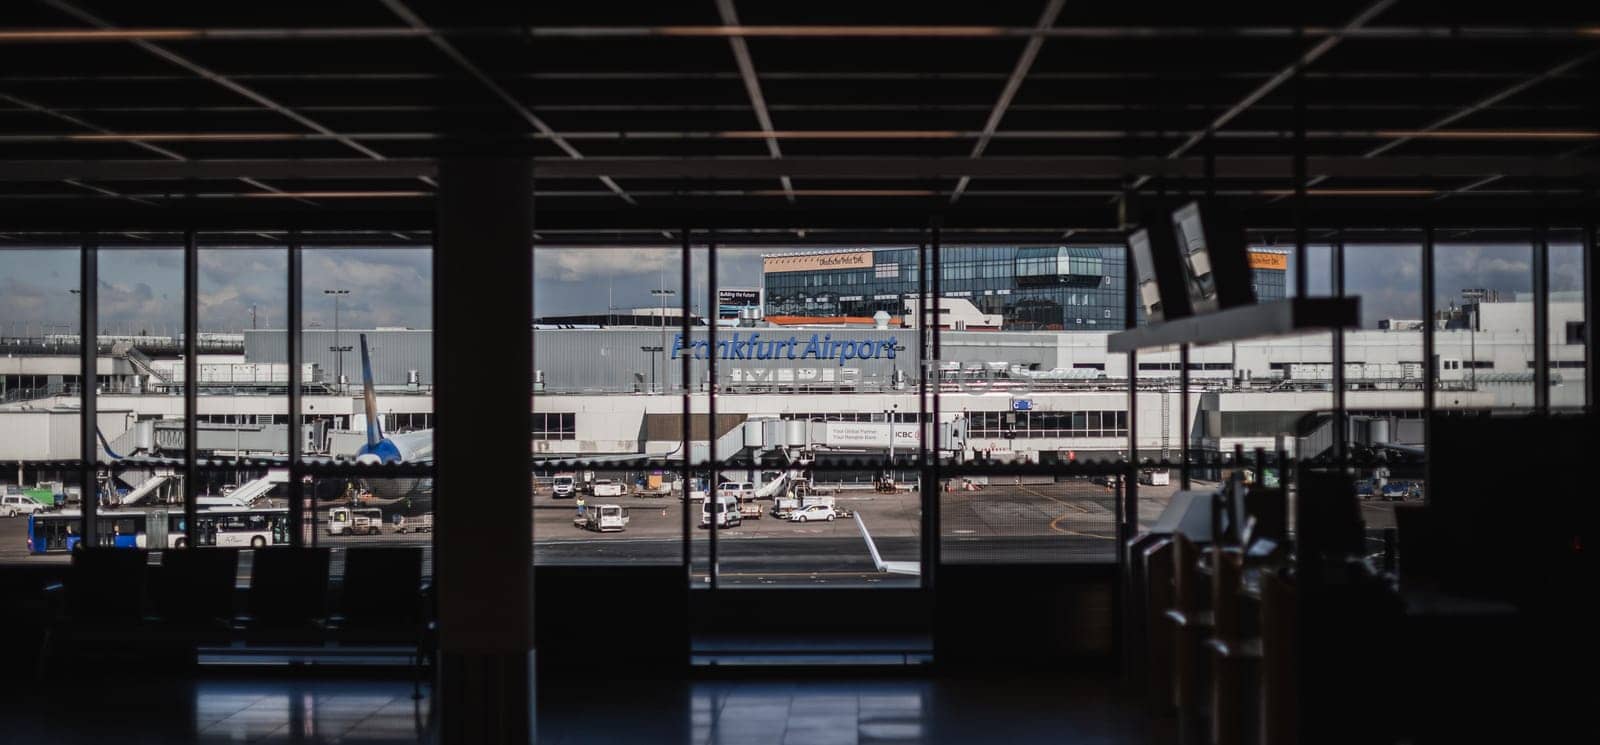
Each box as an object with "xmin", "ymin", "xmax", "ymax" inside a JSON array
[{"xmin": 0, "ymin": 336, "xmax": 244, "ymax": 355}]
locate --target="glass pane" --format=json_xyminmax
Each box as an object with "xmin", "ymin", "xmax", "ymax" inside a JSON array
[
  {"xmin": 1549, "ymin": 231, "xmax": 1586, "ymax": 409},
  {"xmin": 199, "ymin": 244, "xmax": 289, "ymax": 458},
  {"xmin": 298, "ymin": 247, "xmax": 433, "ymax": 463},
  {"xmin": 311, "ymin": 475, "xmax": 432, "ymax": 580},
  {"xmin": 1433, "ymin": 238, "xmax": 1533, "ymax": 409},
  {"xmin": 1, "ymin": 247, "xmax": 84, "ymax": 561},
  {"xmin": 532, "ymin": 245, "xmax": 685, "ymax": 566},
  {"xmin": 941, "ymin": 471, "xmax": 1117, "ymax": 564},
  {"xmin": 96, "ymin": 246, "xmax": 184, "ymax": 468}
]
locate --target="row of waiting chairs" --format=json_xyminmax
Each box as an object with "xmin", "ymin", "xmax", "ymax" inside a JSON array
[
  {"xmin": 41, "ymin": 546, "xmax": 433, "ymax": 679},
  {"xmin": 1146, "ymin": 533, "xmax": 1296, "ymax": 745}
]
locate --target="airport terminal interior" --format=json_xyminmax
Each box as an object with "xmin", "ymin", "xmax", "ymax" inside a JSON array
[{"xmin": 1, "ymin": 3, "xmax": 1597, "ymax": 744}]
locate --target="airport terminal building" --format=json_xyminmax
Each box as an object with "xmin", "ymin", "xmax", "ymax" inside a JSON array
[{"xmin": 762, "ymin": 246, "xmax": 1290, "ymax": 330}]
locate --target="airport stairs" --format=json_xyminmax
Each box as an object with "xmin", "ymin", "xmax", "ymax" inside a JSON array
[
  {"xmin": 114, "ymin": 342, "xmax": 173, "ymax": 386},
  {"xmin": 754, "ymin": 470, "xmax": 793, "ymax": 499},
  {"xmin": 228, "ymin": 471, "xmax": 287, "ymax": 505},
  {"xmin": 117, "ymin": 472, "xmax": 173, "ymax": 506}
]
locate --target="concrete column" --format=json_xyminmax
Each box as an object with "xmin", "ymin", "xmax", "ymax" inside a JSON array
[{"xmin": 433, "ymin": 158, "xmax": 535, "ymax": 743}]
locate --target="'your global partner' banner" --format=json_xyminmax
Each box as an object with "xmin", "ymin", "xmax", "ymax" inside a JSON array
[{"xmin": 672, "ymin": 332, "xmax": 898, "ymax": 366}]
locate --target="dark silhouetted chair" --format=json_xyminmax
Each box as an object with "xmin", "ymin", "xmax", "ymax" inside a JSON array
[
  {"xmin": 1143, "ymin": 538, "xmax": 1177, "ymax": 712},
  {"xmin": 1206, "ymin": 548, "xmax": 1260, "ymax": 745},
  {"xmin": 40, "ymin": 548, "xmax": 150, "ymax": 671},
  {"xmin": 1258, "ymin": 570, "xmax": 1296, "ymax": 745},
  {"xmin": 155, "ymin": 548, "xmax": 238, "ymax": 639},
  {"xmin": 240, "ymin": 547, "xmax": 330, "ymax": 641},
  {"xmin": 330, "ymin": 546, "xmax": 432, "ymax": 695},
  {"xmin": 1165, "ymin": 533, "xmax": 1213, "ymax": 745}
]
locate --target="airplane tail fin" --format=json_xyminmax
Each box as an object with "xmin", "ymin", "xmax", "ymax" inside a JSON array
[
  {"xmin": 360, "ymin": 333, "xmax": 383, "ymax": 448},
  {"xmin": 96, "ymin": 427, "xmax": 123, "ymax": 460}
]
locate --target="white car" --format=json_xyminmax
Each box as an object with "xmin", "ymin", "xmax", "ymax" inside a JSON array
[
  {"xmin": 788, "ymin": 503, "xmax": 836, "ymax": 523},
  {"xmin": 591, "ymin": 479, "xmax": 626, "ymax": 497},
  {"xmin": 2, "ymin": 495, "xmax": 44, "ymax": 517}
]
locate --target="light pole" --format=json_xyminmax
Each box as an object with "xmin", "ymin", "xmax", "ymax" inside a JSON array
[
  {"xmin": 323, "ymin": 289, "xmax": 350, "ymax": 393},
  {"xmin": 649, "ymin": 287, "xmax": 676, "ymax": 393},
  {"xmin": 640, "ymin": 345, "xmax": 664, "ymax": 394},
  {"xmin": 886, "ymin": 402, "xmax": 899, "ymax": 485}
]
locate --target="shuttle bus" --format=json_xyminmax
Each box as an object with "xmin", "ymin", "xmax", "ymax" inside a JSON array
[
  {"xmin": 27, "ymin": 509, "xmax": 177, "ymax": 553},
  {"xmin": 26, "ymin": 507, "xmax": 291, "ymax": 553}
]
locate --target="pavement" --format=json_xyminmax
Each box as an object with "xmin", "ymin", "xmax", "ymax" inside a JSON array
[{"xmin": 0, "ymin": 480, "xmax": 1415, "ymax": 586}]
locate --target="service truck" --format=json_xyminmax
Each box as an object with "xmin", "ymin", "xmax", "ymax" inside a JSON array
[
  {"xmin": 394, "ymin": 513, "xmax": 433, "ymax": 534},
  {"xmin": 327, "ymin": 506, "xmax": 384, "ymax": 536},
  {"xmin": 591, "ymin": 479, "xmax": 626, "ymax": 498},
  {"xmin": 1138, "ymin": 469, "xmax": 1171, "ymax": 486},
  {"xmin": 552, "ymin": 473, "xmax": 576, "ymax": 499}
]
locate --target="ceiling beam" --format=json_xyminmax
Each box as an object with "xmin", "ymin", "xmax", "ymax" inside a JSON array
[
  {"xmin": 0, "ymin": 155, "xmax": 1592, "ymax": 182},
  {"xmin": 1295, "ymin": 49, "xmax": 1600, "ymax": 197},
  {"xmin": 949, "ymin": 0, "xmax": 1065, "ymax": 205},
  {"xmin": 714, "ymin": 0, "xmax": 793, "ymax": 202},
  {"xmin": 1137, "ymin": 0, "xmax": 1398, "ymax": 191},
  {"xmin": 0, "ymin": 91, "xmax": 308, "ymax": 204},
  {"xmin": 41, "ymin": 0, "xmax": 423, "ymax": 192},
  {"xmin": 2, "ymin": 25, "xmax": 1598, "ymax": 43},
  {"xmin": 375, "ymin": 0, "xmax": 634, "ymax": 205}
]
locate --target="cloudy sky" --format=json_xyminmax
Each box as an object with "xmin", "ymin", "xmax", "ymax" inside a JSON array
[{"xmin": 0, "ymin": 241, "xmax": 1583, "ymax": 336}]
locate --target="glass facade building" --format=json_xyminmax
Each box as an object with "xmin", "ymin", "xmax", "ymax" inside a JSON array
[{"xmin": 764, "ymin": 246, "xmax": 1289, "ymax": 331}]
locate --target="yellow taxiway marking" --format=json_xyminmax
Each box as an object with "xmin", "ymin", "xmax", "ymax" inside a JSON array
[{"xmin": 1015, "ymin": 485, "xmax": 1114, "ymax": 539}]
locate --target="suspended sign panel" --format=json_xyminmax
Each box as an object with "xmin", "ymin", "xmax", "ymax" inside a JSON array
[{"xmin": 1248, "ymin": 251, "xmax": 1289, "ymax": 270}]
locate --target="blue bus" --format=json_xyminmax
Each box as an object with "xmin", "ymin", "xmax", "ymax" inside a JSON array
[
  {"xmin": 26, "ymin": 509, "xmax": 178, "ymax": 554},
  {"xmin": 27, "ymin": 508, "xmax": 292, "ymax": 553}
]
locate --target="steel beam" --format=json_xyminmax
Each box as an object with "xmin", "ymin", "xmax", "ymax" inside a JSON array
[
  {"xmin": 714, "ymin": 0, "xmax": 794, "ymax": 202},
  {"xmin": 1, "ymin": 155, "xmax": 1595, "ymax": 182},
  {"xmin": 376, "ymin": 0, "xmax": 630, "ymax": 203},
  {"xmin": 949, "ymin": 0, "xmax": 1064, "ymax": 204}
]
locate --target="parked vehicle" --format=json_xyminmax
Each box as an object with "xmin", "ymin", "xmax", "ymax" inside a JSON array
[
  {"xmin": 575, "ymin": 504, "xmax": 630, "ymax": 532},
  {"xmin": 800, "ymin": 495, "xmax": 837, "ymax": 513},
  {"xmin": 1355, "ymin": 480, "xmax": 1378, "ymax": 499},
  {"xmin": 700, "ymin": 494, "xmax": 742, "ymax": 528},
  {"xmin": 552, "ymin": 473, "xmax": 576, "ymax": 499},
  {"xmin": 773, "ymin": 497, "xmax": 801, "ymax": 519},
  {"xmin": 789, "ymin": 503, "xmax": 836, "ymax": 523},
  {"xmin": 394, "ymin": 513, "xmax": 434, "ymax": 534},
  {"xmin": 717, "ymin": 482, "xmax": 755, "ymax": 500},
  {"xmin": 2, "ymin": 495, "xmax": 44, "ymax": 517},
  {"xmin": 1138, "ymin": 469, "xmax": 1171, "ymax": 486},
  {"xmin": 591, "ymin": 479, "xmax": 626, "ymax": 498},
  {"xmin": 676, "ymin": 477, "xmax": 709, "ymax": 502},
  {"xmin": 1380, "ymin": 482, "xmax": 1410, "ymax": 501},
  {"xmin": 738, "ymin": 501, "xmax": 763, "ymax": 520},
  {"xmin": 327, "ymin": 506, "xmax": 384, "ymax": 536}
]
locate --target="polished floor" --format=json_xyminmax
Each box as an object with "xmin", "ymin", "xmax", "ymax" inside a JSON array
[{"xmin": 3, "ymin": 672, "xmax": 1157, "ymax": 744}]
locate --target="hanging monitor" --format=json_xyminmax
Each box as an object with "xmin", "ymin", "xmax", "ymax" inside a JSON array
[
  {"xmin": 1127, "ymin": 218, "xmax": 1194, "ymax": 324},
  {"xmin": 1170, "ymin": 200, "xmax": 1256, "ymax": 313}
]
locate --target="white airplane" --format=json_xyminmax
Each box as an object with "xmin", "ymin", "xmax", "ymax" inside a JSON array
[
  {"xmin": 854, "ymin": 512, "xmax": 920, "ymax": 576},
  {"xmin": 350, "ymin": 333, "xmax": 432, "ymax": 465},
  {"xmin": 100, "ymin": 333, "xmax": 433, "ymax": 465}
]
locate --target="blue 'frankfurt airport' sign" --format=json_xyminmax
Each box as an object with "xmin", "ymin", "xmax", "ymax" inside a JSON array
[{"xmin": 672, "ymin": 333, "xmax": 898, "ymax": 366}]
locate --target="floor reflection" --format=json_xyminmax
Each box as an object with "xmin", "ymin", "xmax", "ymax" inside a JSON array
[{"xmin": 6, "ymin": 673, "xmax": 1148, "ymax": 744}]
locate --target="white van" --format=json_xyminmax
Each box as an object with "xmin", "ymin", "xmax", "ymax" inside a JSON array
[
  {"xmin": 552, "ymin": 474, "xmax": 576, "ymax": 499},
  {"xmin": 576, "ymin": 504, "xmax": 630, "ymax": 532},
  {"xmin": 2, "ymin": 495, "xmax": 43, "ymax": 517},
  {"xmin": 717, "ymin": 482, "xmax": 755, "ymax": 500},
  {"xmin": 700, "ymin": 494, "xmax": 742, "ymax": 529}
]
